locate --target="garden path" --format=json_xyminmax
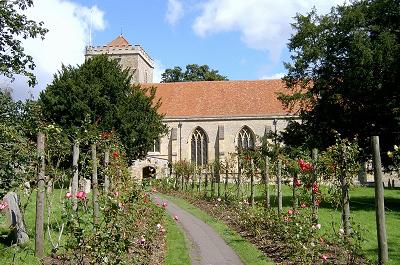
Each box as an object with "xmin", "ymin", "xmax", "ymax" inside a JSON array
[{"xmin": 154, "ymin": 195, "xmax": 244, "ymax": 265}]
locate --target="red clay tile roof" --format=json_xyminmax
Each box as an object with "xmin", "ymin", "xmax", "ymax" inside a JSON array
[
  {"xmin": 107, "ymin": 35, "xmax": 129, "ymax": 46},
  {"xmin": 144, "ymin": 80, "xmax": 293, "ymax": 118}
]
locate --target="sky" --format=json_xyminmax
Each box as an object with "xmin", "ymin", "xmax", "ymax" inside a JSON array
[{"xmin": 3, "ymin": 0, "xmax": 346, "ymax": 100}]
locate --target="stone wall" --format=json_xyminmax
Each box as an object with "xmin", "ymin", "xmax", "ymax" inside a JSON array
[
  {"xmin": 150, "ymin": 115, "xmax": 293, "ymax": 165},
  {"xmin": 85, "ymin": 45, "xmax": 154, "ymax": 84}
]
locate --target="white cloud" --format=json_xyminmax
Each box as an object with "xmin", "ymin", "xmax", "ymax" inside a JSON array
[
  {"xmin": 260, "ymin": 72, "xmax": 285, "ymax": 80},
  {"xmin": 7, "ymin": 0, "xmax": 106, "ymax": 100},
  {"xmin": 165, "ymin": 0, "xmax": 184, "ymax": 26},
  {"xmin": 193, "ymin": 0, "xmax": 346, "ymax": 61},
  {"xmin": 153, "ymin": 59, "xmax": 166, "ymax": 83}
]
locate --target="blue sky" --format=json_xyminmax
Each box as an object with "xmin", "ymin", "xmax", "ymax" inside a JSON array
[
  {"xmin": 79, "ymin": 0, "xmax": 284, "ymax": 81},
  {"xmin": 4, "ymin": 0, "xmax": 345, "ymax": 99}
]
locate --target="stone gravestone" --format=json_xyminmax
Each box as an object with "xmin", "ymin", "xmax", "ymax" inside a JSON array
[
  {"xmin": 84, "ymin": 179, "xmax": 91, "ymax": 194},
  {"xmin": 3, "ymin": 192, "xmax": 29, "ymax": 245}
]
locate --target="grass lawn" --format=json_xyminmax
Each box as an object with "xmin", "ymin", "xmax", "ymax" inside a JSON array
[
  {"xmin": 198, "ymin": 182, "xmax": 399, "ymax": 264},
  {"xmin": 164, "ymin": 213, "xmax": 191, "ymax": 265},
  {"xmin": 160, "ymin": 193, "xmax": 274, "ymax": 265},
  {"xmin": 0, "ymin": 188, "xmax": 67, "ymax": 265}
]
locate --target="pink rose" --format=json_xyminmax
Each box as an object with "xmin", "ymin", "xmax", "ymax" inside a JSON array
[
  {"xmin": 76, "ymin": 191, "xmax": 86, "ymax": 200},
  {"xmin": 294, "ymin": 178, "xmax": 302, "ymax": 187},
  {"xmin": 0, "ymin": 202, "xmax": 8, "ymax": 210},
  {"xmin": 65, "ymin": 192, "xmax": 72, "ymax": 199}
]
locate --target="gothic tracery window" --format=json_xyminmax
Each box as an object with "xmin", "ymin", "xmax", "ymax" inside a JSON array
[
  {"xmin": 191, "ymin": 127, "xmax": 208, "ymax": 166},
  {"xmin": 237, "ymin": 126, "xmax": 255, "ymax": 150}
]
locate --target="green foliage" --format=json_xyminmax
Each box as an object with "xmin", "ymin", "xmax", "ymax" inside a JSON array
[
  {"xmin": 279, "ymin": 0, "xmax": 400, "ymax": 154},
  {"xmin": 0, "ymin": 0, "xmax": 48, "ymax": 86},
  {"xmin": 39, "ymin": 55, "xmax": 167, "ymax": 161},
  {"xmin": 0, "ymin": 90, "xmax": 36, "ymax": 197},
  {"xmin": 161, "ymin": 64, "xmax": 228, "ymax": 82},
  {"xmin": 173, "ymin": 160, "xmax": 195, "ymax": 176},
  {"xmin": 63, "ymin": 148, "xmax": 165, "ymax": 264},
  {"xmin": 387, "ymin": 145, "xmax": 400, "ymax": 175},
  {"xmin": 322, "ymin": 136, "xmax": 360, "ymax": 206}
]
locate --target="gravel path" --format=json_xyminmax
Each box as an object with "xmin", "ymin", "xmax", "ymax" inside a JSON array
[{"xmin": 154, "ymin": 195, "xmax": 244, "ymax": 265}]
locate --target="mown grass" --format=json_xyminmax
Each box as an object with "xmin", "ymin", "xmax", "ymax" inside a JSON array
[
  {"xmin": 197, "ymin": 182, "xmax": 400, "ymax": 265},
  {"xmin": 164, "ymin": 214, "xmax": 191, "ymax": 265},
  {"xmin": 160, "ymin": 194, "xmax": 274, "ymax": 265}
]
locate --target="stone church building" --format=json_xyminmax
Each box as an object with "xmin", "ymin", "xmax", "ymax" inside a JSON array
[{"xmin": 85, "ymin": 36, "xmax": 296, "ymax": 179}]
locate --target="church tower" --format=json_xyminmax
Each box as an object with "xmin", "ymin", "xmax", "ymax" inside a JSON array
[{"xmin": 85, "ymin": 35, "xmax": 154, "ymax": 83}]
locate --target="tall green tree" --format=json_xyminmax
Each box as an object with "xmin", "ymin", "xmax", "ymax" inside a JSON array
[
  {"xmin": 0, "ymin": 0, "xmax": 48, "ymax": 86},
  {"xmin": 161, "ymin": 64, "xmax": 228, "ymax": 82},
  {"xmin": 39, "ymin": 55, "xmax": 166, "ymax": 162},
  {"xmin": 279, "ymin": 0, "xmax": 400, "ymax": 154},
  {"xmin": 0, "ymin": 90, "xmax": 36, "ymax": 197}
]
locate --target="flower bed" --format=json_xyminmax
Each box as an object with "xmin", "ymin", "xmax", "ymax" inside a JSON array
[{"xmin": 159, "ymin": 188, "xmax": 366, "ymax": 264}]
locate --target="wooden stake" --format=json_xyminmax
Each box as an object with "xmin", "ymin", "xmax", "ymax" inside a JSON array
[
  {"xmin": 72, "ymin": 140, "xmax": 79, "ymax": 211},
  {"xmin": 92, "ymin": 143, "xmax": 99, "ymax": 225},
  {"xmin": 265, "ymin": 156, "xmax": 270, "ymax": 208},
  {"xmin": 35, "ymin": 131, "xmax": 45, "ymax": 258},
  {"xmin": 277, "ymin": 159, "xmax": 282, "ymax": 214},
  {"xmin": 371, "ymin": 136, "xmax": 388, "ymax": 264}
]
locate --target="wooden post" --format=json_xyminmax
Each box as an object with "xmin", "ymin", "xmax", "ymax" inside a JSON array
[
  {"xmin": 211, "ymin": 165, "xmax": 215, "ymax": 197},
  {"xmin": 104, "ymin": 148, "xmax": 110, "ymax": 193},
  {"xmin": 224, "ymin": 169, "xmax": 229, "ymax": 201},
  {"xmin": 204, "ymin": 172, "xmax": 208, "ymax": 194},
  {"xmin": 92, "ymin": 143, "xmax": 99, "ymax": 225},
  {"xmin": 371, "ymin": 136, "xmax": 388, "ymax": 263},
  {"xmin": 35, "ymin": 131, "xmax": 45, "ymax": 258},
  {"xmin": 217, "ymin": 168, "xmax": 221, "ymax": 198},
  {"xmin": 312, "ymin": 148, "xmax": 318, "ymax": 224},
  {"xmin": 174, "ymin": 173, "xmax": 178, "ymax": 190},
  {"xmin": 265, "ymin": 156, "xmax": 270, "ymax": 208},
  {"xmin": 191, "ymin": 172, "xmax": 195, "ymax": 191},
  {"xmin": 277, "ymin": 159, "xmax": 282, "ymax": 214},
  {"xmin": 250, "ymin": 160, "xmax": 255, "ymax": 206},
  {"xmin": 181, "ymin": 174, "xmax": 184, "ymax": 190},
  {"xmin": 292, "ymin": 173, "xmax": 297, "ymax": 210},
  {"xmin": 198, "ymin": 171, "xmax": 202, "ymax": 192},
  {"xmin": 72, "ymin": 140, "xmax": 79, "ymax": 211},
  {"xmin": 237, "ymin": 159, "xmax": 242, "ymax": 199}
]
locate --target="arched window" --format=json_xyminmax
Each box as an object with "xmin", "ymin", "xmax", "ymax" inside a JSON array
[
  {"xmin": 237, "ymin": 126, "xmax": 255, "ymax": 150},
  {"xmin": 191, "ymin": 127, "xmax": 208, "ymax": 166}
]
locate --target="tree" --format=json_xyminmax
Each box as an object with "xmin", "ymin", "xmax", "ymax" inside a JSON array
[
  {"xmin": 279, "ymin": 0, "xmax": 400, "ymax": 155},
  {"xmin": 0, "ymin": 0, "xmax": 48, "ymax": 86},
  {"xmin": 39, "ymin": 55, "xmax": 167, "ymax": 162},
  {"xmin": 161, "ymin": 64, "xmax": 228, "ymax": 82},
  {"xmin": 161, "ymin": 66, "xmax": 183, "ymax": 82},
  {"xmin": 0, "ymin": 90, "xmax": 36, "ymax": 197}
]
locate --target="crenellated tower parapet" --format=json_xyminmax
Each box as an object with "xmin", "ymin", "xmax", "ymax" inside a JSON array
[{"xmin": 85, "ymin": 35, "xmax": 154, "ymax": 84}]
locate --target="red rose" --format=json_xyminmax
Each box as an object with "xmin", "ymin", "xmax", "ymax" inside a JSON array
[{"xmin": 312, "ymin": 182, "xmax": 319, "ymax": 193}]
